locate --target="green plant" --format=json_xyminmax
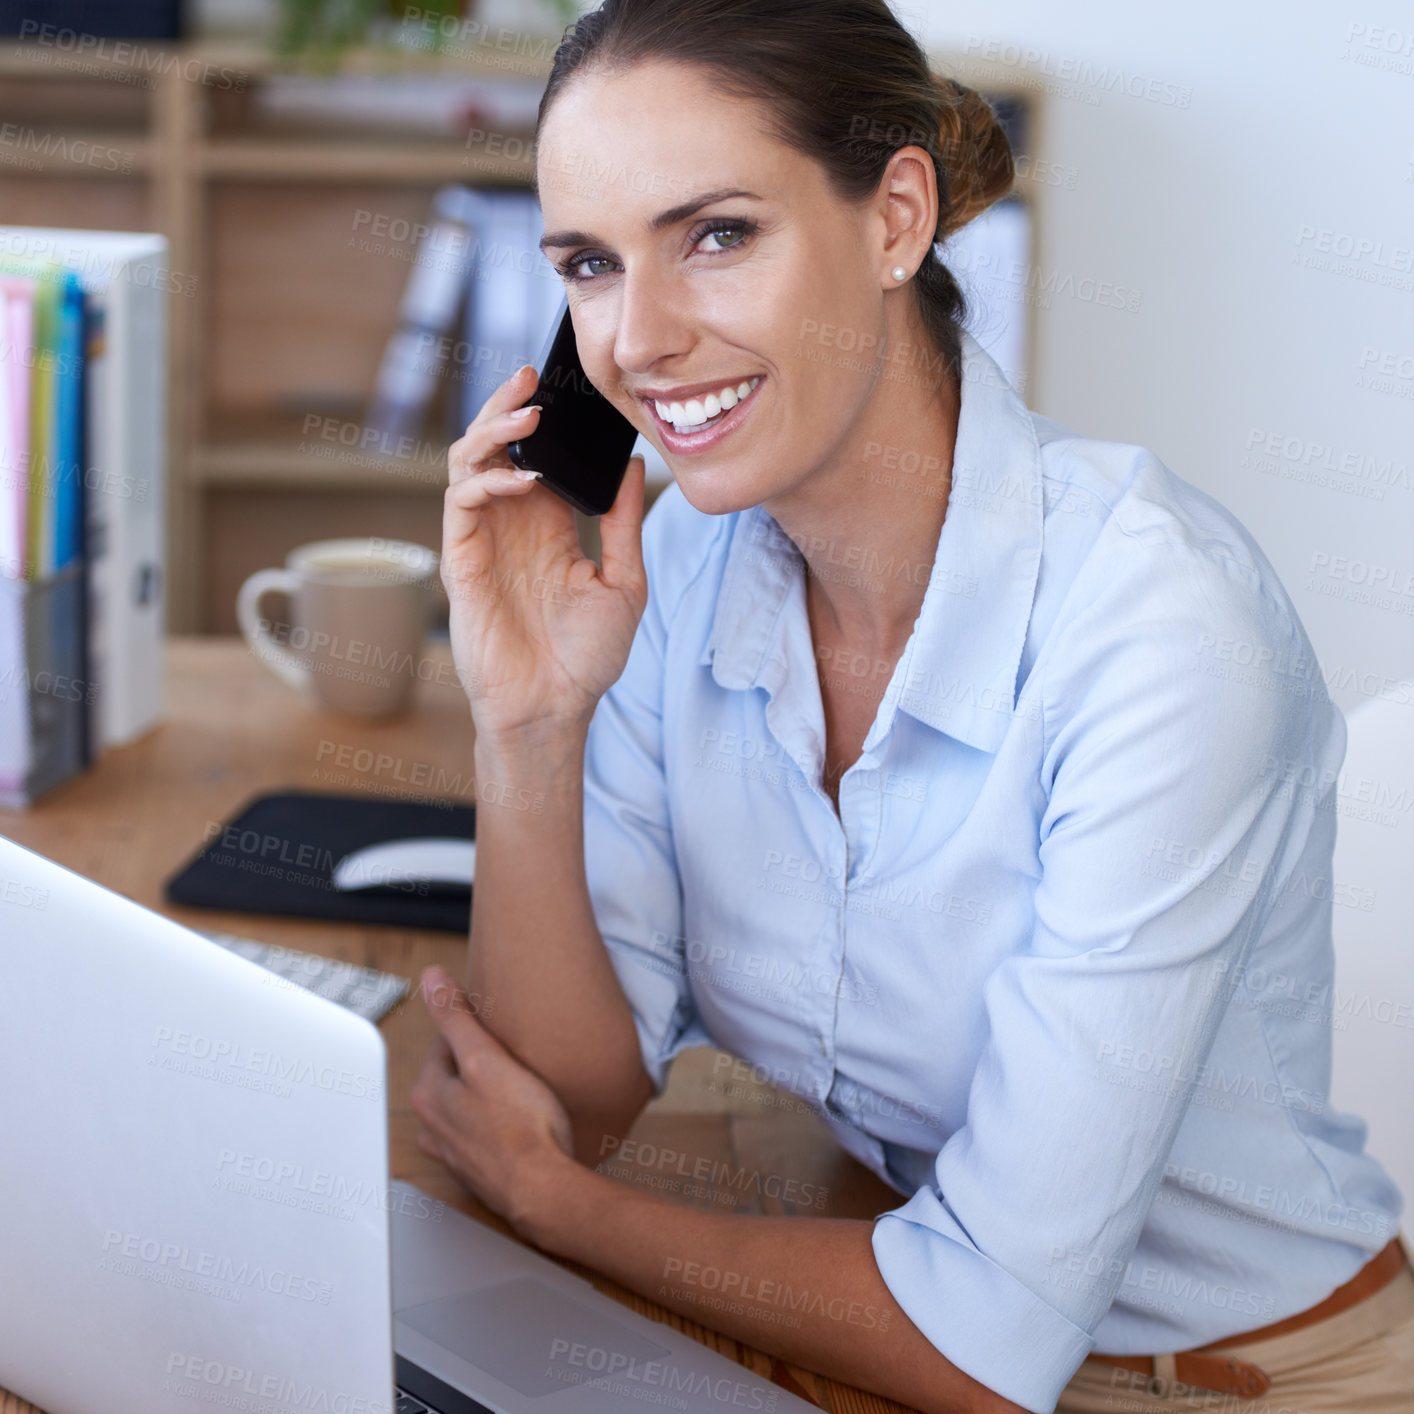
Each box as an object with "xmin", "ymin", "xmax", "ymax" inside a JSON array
[
  {"xmin": 275, "ymin": 0, "xmax": 372, "ymax": 55},
  {"xmin": 275, "ymin": 0, "xmax": 462, "ymax": 58},
  {"xmin": 273, "ymin": 0, "xmax": 576, "ymax": 62}
]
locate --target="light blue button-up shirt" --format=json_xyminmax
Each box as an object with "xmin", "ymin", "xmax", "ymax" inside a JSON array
[{"xmin": 581, "ymin": 327, "xmax": 1403, "ymax": 1413}]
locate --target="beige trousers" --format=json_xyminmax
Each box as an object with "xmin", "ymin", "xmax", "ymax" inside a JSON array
[{"xmin": 1054, "ymin": 1260, "xmax": 1414, "ymax": 1414}]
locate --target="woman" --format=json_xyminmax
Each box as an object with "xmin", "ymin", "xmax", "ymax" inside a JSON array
[{"xmin": 408, "ymin": 2, "xmax": 1412, "ymax": 1410}]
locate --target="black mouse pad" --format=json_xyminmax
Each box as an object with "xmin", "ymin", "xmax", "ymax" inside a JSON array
[{"xmin": 163, "ymin": 789, "xmax": 475, "ymax": 933}]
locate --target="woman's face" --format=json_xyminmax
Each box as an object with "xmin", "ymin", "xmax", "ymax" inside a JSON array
[{"xmin": 535, "ymin": 60, "xmax": 926, "ymax": 516}]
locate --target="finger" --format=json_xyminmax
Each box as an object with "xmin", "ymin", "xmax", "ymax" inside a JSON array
[
  {"xmin": 422, "ymin": 1031, "xmax": 457, "ymax": 1077},
  {"xmin": 410, "ymin": 1035, "xmax": 457, "ymax": 1115},
  {"xmin": 599, "ymin": 455, "xmax": 647, "ymax": 595},
  {"xmin": 441, "ymin": 470, "xmax": 541, "ymax": 582},
  {"xmin": 448, "ymin": 427, "xmax": 543, "ymax": 487},
  {"xmin": 446, "ymin": 464, "xmax": 542, "ymax": 511},
  {"xmin": 482, "ymin": 362, "xmax": 541, "ymax": 419},
  {"xmin": 447, "ymin": 367, "xmax": 542, "ymax": 483},
  {"xmin": 420, "ymin": 966, "xmax": 499, "ymax": 1069}
]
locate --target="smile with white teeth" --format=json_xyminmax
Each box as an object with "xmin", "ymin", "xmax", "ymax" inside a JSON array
[{"xmin": 653, "ymin": 377, "xmax": 761, "ymax": 434}]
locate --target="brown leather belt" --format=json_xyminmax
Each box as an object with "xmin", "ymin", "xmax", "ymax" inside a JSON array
[{"xmin": 1086, "ymin": 1237, "xmax": 1409, "ymax": 1399}]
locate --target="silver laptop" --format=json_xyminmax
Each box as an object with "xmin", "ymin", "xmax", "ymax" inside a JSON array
[{"xmin": 0, "ymin": 834, "xmax": 809, "ymax": 1414}]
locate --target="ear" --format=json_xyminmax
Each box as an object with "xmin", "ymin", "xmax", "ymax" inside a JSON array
[{"xmin": 875, "ymin": 145, "xmax": 940, "ymax": 286}]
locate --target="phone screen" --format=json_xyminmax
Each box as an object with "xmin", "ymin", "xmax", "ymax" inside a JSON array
[{"xmin": 507, "ymin": 301, "xmax": 640, "ymax": 516}]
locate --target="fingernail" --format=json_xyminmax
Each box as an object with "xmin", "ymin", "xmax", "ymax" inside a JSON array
[
  {"xmin": 510, "ymin": 404, "xmax": 542, "ymax": 418},
  {"xmin": 520, "ymin": 363, "xmax": 537, "ymax": 376},
  {"xmin": 513, "ymin": 468, "xmax": 542, "ymax": 481}
]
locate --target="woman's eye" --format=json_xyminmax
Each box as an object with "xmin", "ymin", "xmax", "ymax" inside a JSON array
[
  {"xmin": 701, "ymin": 226, "xmax": 746, "ymax": 251},
  {"xmin": 565, "ymin": 254, "xmax": 616, "ymax": 280},
  {"xmin": 697, "ymin": 224, "xmax": 750, "ymax": 253},
  {"xmin": 558, "ymin": 220, "xmax": 755, "ymax": 282}
]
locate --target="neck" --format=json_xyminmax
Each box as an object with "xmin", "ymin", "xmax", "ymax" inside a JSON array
[{"xmin": 763, "ymin": 343, "xmax": 960, "ymax": 652}]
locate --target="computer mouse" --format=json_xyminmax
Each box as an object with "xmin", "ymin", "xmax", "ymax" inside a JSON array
[{"xmin": 332, "ymin": 837, "xmax": 476, "ymax": 892}]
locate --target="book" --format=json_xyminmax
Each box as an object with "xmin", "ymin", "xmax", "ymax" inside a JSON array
[
  {"xmin": 453, "ymin": 186, "xmax": 563, "ymax": 433},
  {"xmin": 0, "ymin": 259, "xmax": 82, "ymax": 580},
  {"xmin": 24, "ymin": 265, "xmax": 58, "ymax": 581},
  {"xmin": 0, "ymin": 563, "xmax": 32, "ymax": 795},
  {"xmin": 0, "ymin": 257, "xmax": 90, "ymax": 808},
  {"xmin": 364, "ymin": 185, "xmax": 483, "ymax": 447},
  {"xmin": 0, "ymin": 277, "xmax": 30, "ymax": 576},
  {"xmin": 0, "ymin": 562, "xmax": 88, "ymax": 809},
  {"xmin": 0, "ymin": 227, "xmax": 169, "ymax": 751},
  {"xmin": 52, "ymin": 271, "xmax": 85, "ymax": 571}
]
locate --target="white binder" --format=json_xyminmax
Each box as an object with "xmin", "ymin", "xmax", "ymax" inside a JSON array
[{"xmin": 0, "ymin": 225, "xmax": 169, "ymax": 750}]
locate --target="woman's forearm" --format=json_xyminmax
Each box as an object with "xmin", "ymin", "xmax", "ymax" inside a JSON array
[
  {"xmin": 467, "ymin": 722, "xmax": 654, "ymax": 1163},
  {"xmin": 519, "ymin": 1157, "xmax": 1025, "ymax": 1414}
]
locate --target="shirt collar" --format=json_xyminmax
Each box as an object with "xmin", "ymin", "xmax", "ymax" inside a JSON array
[{"xmin": 700, "ymin": 326, "xmax": 1043, "ymax": 756}]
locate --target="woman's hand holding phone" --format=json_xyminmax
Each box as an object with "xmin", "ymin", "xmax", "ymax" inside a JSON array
[{"xmin": 442, "ymin": 364, "xmax": 648, "ymax": 742}]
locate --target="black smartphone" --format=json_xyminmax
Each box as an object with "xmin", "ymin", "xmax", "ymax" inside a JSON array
[{"xmin": 507, "ymin": 300, "xmax": 640, "ymax": 516}]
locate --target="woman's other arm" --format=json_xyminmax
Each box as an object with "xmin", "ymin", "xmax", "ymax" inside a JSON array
[
  {"xmin": 467, "ymin": 720, "xmax": 655, "ymax": 1167},
  {"xmin": 412, "ymin": 969, "xmax": 1027, "ymax": 1414},
  {"xmin": 529, "ymin": 1159, "xmax": 1030, "ymax": 1414}
]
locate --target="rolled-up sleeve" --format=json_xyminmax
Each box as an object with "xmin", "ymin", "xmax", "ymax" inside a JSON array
[
  {"xmin": 872, "ymin": 547, "xmax": 1337, "ymax": 1412},
  {"xmin": 583, "ymin": 498, "xmax": 715, "ymax": 1094}
]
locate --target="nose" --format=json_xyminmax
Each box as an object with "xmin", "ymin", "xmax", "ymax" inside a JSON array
[{"xmin": 611, "ymin": 263, "xmax": 695, "ymax": 378}]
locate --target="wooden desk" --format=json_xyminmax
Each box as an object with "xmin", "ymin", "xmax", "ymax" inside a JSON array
[{"xmin": 0, "ymin": 637, "xmax": 906, "ymax": 1414}]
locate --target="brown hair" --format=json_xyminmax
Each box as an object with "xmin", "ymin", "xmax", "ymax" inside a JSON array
[{"xmin": 535, "ymin": 0, "xmax": 1015, "ymax": 378}]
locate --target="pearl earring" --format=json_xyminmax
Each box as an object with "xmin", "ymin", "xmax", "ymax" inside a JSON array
[{"xmin": 891, "ymin": 265, "xmax": 908, "ymax": 281}]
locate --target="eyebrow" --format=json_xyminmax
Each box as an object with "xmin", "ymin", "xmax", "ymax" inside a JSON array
[{"xmin": 538, "ymin": 188, "xmax": 765, "ymax": 252}]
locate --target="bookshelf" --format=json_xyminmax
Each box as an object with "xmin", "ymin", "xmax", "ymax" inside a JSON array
[{"xmin": 0, "ymin": 36, "xmax": 1042, "ymax": 634}]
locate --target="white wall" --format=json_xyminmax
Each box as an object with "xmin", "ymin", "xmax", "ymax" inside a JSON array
[{"xmin": 906, "ymin": 0, "xmax": 1414, "ymax": 718}]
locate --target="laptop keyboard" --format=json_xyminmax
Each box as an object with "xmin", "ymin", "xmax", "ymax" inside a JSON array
[{"xmin": 394, "ymin": 1353, "xmax": 494, "ymax": 1414}]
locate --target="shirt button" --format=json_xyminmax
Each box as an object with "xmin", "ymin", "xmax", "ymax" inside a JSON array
[{"xmin": 817, "ymin": 1035, "xmax": 827, "ymax": 1058}]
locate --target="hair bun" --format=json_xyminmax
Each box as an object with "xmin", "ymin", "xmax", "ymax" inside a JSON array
[{"xmin": 933, "ymin": 75, "xmax": 1014, "ymax": 239}]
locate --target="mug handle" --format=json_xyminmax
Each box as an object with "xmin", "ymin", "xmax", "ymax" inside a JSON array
[{"xmin": 236, "ymin": 568, "xmax": 311, "ymax": 690}]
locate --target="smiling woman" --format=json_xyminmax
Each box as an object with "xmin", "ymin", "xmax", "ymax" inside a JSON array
[
  {"xmin": 525, "ymin": 7, "xmax": 1009, "ymax": 523},
  {"xmin": 414, "ymin": 2, "xmax": 1414, "ymax": 1413}
]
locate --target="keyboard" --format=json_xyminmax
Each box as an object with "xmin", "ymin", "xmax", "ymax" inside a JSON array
[
  {"xmin": 396, "ymin": 1355, "xmax": 494, "ymax": 1414},
  {"xmin": 396, "ymin": 1390, "xmax": 443, "ymax": 1414},
  {"xmin": 199, "ymin": 930, "xmax": 411, "ymax": 1022}
]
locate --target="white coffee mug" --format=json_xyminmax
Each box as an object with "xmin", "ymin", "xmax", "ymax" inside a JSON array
[{"xmin": 237, "ymin": 538, "xmax": 440, "ymax": 717}]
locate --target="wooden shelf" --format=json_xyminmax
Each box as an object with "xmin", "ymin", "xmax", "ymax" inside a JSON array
[
  {"xmin": 0, "ymin": 130, "xmax": 155, "ymax": 176},
  {"xmin": 191, "ymin": 36, "xmax": 553, "ymax": 83},
  {"xmin": 0, "ymin": 37, "xmax": 552, "ymax": 83},
  {"xmin": 193, "ymin": 439, "xmax": 449, "ymax": 490},
  {"xmin": 0, "ymin": 42, "xmax": 170, "ymax": 81},
  {"xmin": 0, "ymin": 37, "xmax": 1041, "ymax": 632},
  {"xmin": 194, "ymin": 406, "xmax": 450, "ymax": 489},
  {"xmin": 194, "ymin": 137, "xmax": 533, "ymax": 184},
  {"xmin": 0, "ymin": 35, "xmax": 549, "ymax": 626}
]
